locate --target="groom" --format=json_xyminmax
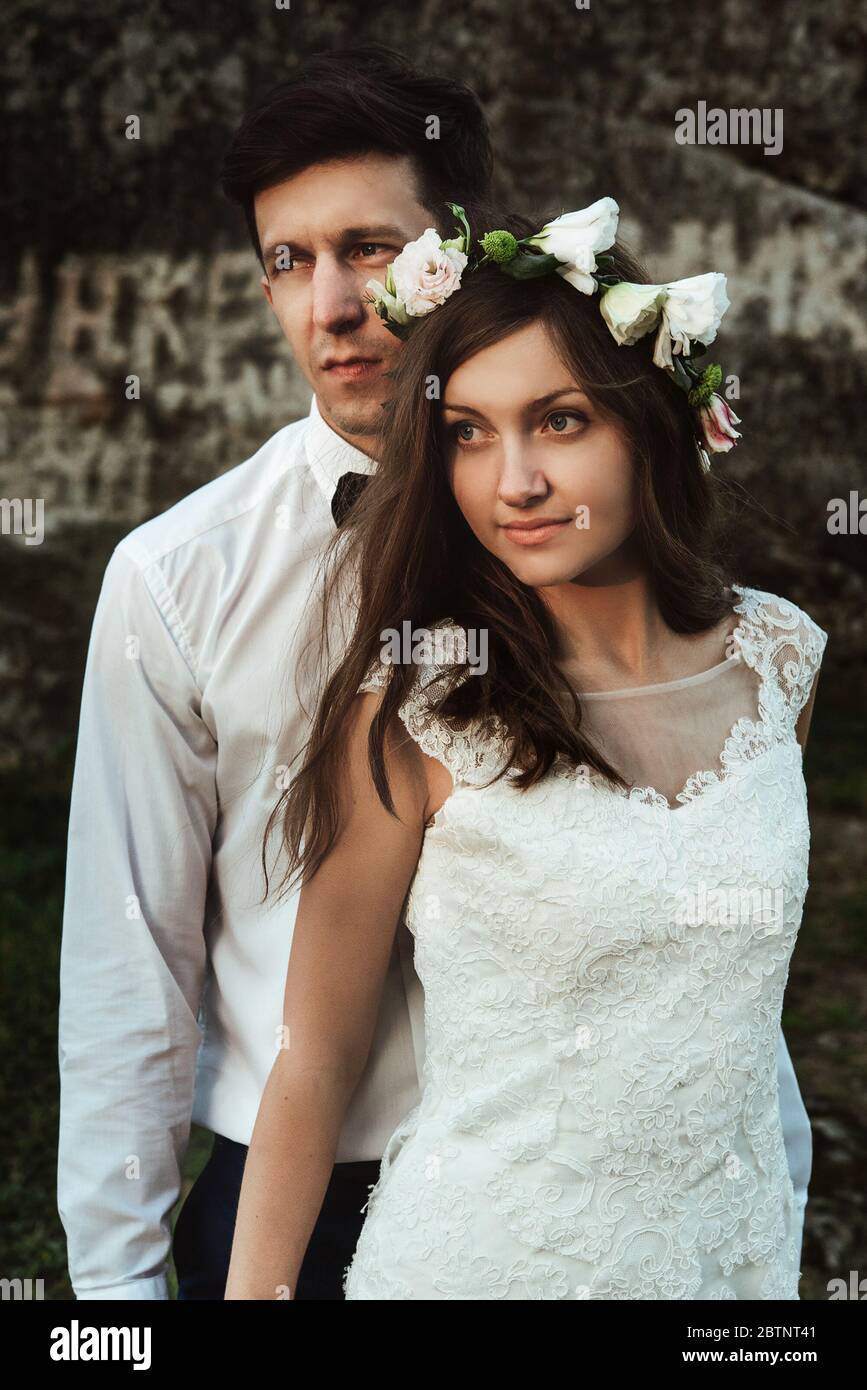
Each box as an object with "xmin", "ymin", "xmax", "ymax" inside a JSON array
[{"xmin": 57, "ymin": 43, "xmax": 813, "ymax": 1301}]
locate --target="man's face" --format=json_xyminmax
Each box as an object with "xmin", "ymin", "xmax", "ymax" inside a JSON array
[{"xmin": 256, "ymin": 153, "xmax": 438, "ymax": 443}]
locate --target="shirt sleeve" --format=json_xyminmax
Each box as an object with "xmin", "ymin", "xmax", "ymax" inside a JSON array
[{"xmin": 57, "ymin": 544, "xmax": 218, "ymax": 1299}]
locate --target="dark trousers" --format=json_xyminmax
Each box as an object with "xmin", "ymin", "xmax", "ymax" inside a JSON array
[{"xmin": 173, "ymin": 1133, "xmax": 381, "ymax": 1300}]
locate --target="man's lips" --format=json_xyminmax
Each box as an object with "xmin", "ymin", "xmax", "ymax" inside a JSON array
[
  {"xmin": 322, "ymin": 355, "xmax": 382, "ymax": 379},
  {"xmin": 499, "ymin": 517, "xmax": 572, "ymax": 546}
]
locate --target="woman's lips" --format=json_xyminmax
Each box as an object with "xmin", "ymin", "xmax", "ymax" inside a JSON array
[{"xmin": 501, "ymin": 520, "xmax": 571, "ymax": 546}]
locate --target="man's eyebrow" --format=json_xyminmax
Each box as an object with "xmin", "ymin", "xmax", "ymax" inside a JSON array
[
  {"xmin": 338, "ymin": 224, "xmax": 409, "ymax": 243},
  {"xmin": 262, "ymin": 225, "xmax": 408, "ymax": 264},
  {"xmin": 442, "ymin": 387, "xmax": 589, "ymax": 415}
]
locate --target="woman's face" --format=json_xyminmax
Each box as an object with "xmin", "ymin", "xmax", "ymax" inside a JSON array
[{"xmin": 443, "ymin": 319, "xmax": 638, "ymax": 586}]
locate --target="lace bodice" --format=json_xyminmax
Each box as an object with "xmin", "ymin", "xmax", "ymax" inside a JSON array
[{"xmin": 342, "ymin": 585, "xmax": 828, "ymax": 1300}]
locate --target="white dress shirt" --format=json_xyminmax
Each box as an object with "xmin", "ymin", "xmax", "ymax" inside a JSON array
[{"xmin": 57, "ymin": 392, "xmax": 812, "ymax": 1299}]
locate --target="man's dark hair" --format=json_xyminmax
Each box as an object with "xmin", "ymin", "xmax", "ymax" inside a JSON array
[{"xmin": 220, "ymin": 44, "xmax": 494, "ymax": 269}]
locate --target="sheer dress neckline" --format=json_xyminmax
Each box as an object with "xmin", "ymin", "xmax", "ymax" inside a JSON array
[
  {"xmin": 556, "ymin": 590, "xmax": 741, "ymax": 701},
  {"xmin": 481, "ymin": 584, "xmax": 773, "ymax": 816},
  {"xmin": 555, "ymin": 584, "xmax": 774, "ymax": 812},
  {"xmin": 571, "ymin": 650, "xmax": 742, "ymax": 701}
]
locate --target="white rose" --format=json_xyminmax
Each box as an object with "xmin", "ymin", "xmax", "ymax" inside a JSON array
[
  {"xmin": 599, "ymin": 282, "xmax": 667, "ymax": 345},
  {"xmin": 652, "ymin": 273, "xmax": 730, "ymax": 368},
  {"xmin": 526, "ymin": 197, "xmax": 620, "ymax": 293},
  {"xmin": 390, "ymin": 228, "xmax": 467, "ymax": 317}
]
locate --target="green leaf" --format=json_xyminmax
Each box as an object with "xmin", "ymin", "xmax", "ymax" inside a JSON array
[
  {"xmin": 670, "ymin": 356, "xmax": 695, "ymax": 393},
  {"xmin": 498, "ymin": 251, "xmax": 564, "ymax": 280}
]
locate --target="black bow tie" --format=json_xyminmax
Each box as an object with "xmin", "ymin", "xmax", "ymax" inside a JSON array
[{"xmin": 331, "ymin": 470, "xmax": 371, "ymax": 527}]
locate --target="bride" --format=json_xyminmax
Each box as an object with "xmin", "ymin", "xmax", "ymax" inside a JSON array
[{"xmin": 224, "ymin": 199, "xmax": 827, "ymax": 1300}]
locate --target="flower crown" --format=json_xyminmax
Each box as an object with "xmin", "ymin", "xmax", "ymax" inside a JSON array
[{"xmin": 363, "ymin": 197, "xmax": 741, "ymax": 469}]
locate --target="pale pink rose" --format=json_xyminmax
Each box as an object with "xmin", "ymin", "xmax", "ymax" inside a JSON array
[{"xmin": 390, "ymin": 228, "xmax": 468, "ymax": 316}]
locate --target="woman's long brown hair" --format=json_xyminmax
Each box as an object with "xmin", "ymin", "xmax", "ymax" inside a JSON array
[{"xmin": 262, "ymin": 207, "xmax": 736, "ymax": 901}]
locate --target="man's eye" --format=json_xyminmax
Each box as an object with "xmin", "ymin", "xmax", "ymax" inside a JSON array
[
  {"xmin": 355, "ymin": 243, "xmax": 392, "ymax": 259},
  {"xmin": 271, "ymin": 246, "xmax": 391, "ymax": 275}
]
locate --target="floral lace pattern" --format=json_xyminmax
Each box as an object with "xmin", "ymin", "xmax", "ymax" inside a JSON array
[{"xmin": 343, "ymin": 586, "xmax": 827, "ymax": 1299}]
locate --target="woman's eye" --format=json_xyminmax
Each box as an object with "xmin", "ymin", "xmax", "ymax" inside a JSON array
[
  {"xmin": 448, "ymin": 413, "xmax": 586, "ymax": 448},
  {"xmin": 546, "ymin": 410, "xmax": 587, "ymax": 434},
  {"xmin": 450, "ymin": 421, "xmax": 484, "ymax": 447}
]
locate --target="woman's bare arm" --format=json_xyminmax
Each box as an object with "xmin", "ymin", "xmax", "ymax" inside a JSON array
[{"xmin": 224, "ymin": 691, "xmax": 428, "ymax": 1299}]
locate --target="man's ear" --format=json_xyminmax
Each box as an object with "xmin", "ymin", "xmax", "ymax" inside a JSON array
[{"xmin": 260, "ymin": 273, "xmax": 274, "ymax": 308}]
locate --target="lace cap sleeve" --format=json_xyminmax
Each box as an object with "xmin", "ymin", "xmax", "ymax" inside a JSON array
[
  {"xmin": 732, "ymin": 584, "xmax": 828, "ymax": 729},
  {"xmin": 358, "ymin": 620, "xmax": 511, "ymax": 788},
  {"xmin": 357, "ymin": 657, "xmax": 389, "ymax": 696}
]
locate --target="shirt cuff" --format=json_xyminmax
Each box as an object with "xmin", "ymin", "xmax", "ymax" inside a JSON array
[{"xmin": 74, "ymin": 1273, "xmax": 169, "ymax": 1300}]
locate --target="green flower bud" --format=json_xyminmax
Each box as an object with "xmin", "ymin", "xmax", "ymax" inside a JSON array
[{"xmin": 480, "ymin": 230, "xmax": 519, "ymax": 264}]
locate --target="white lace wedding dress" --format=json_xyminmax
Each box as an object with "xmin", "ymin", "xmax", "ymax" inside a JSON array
[{"xmin": 342, "ymin": 584, "xmax": 827, "ymax": 1300}]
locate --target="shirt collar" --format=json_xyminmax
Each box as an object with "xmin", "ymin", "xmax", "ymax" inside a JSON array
[{"xmin": 303, "ymin": 392, "xmax": 379, "ymax": 507}]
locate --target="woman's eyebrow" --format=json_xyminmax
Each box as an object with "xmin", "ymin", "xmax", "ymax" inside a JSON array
[{"xmin": 442, "ymin": 387, "xmax": 588, "ymax": 415}]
